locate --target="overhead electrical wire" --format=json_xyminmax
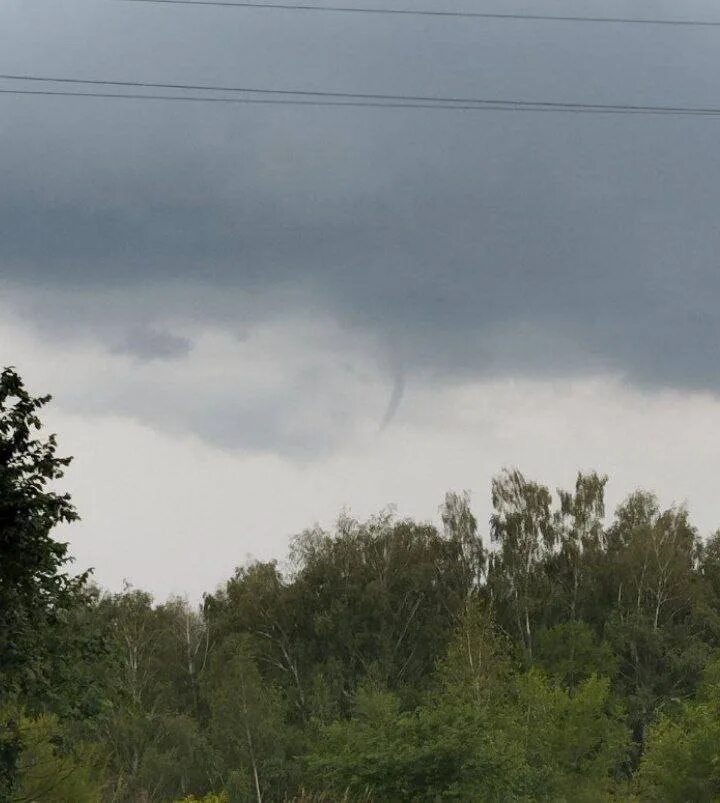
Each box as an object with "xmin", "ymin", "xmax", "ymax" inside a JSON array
[
  {"xmin": 3, "ymin": 85, "xmax": 720, "ymax": 116},
  {"xmin": 0, "ymin": 87, "xmax": 647, "ymax": 112},
  {"xmin": 113, "ymin": 0, "xmax": 720, "ymax": 29},
  {"xmin": 3, "ymin": 73, "xmax": 720, "ymax": 116}
]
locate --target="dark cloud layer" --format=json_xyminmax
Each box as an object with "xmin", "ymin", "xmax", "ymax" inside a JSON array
[{"xmin": 3, "ymin": 0, "xmax": 720, "ymax": 451}]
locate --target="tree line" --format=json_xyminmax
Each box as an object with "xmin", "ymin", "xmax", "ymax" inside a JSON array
[{"xmin": 1, "ymin": 365, "xmax": 719, "ymax": 801}]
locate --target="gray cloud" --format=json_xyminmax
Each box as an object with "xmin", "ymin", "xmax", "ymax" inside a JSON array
[
  {"xmin": 108, "ymin": 326, "xmax": 192, "ymax": 361},
  {"xmin": 3, "ymin": 0, "xmax": 720, "ymax": 452}
]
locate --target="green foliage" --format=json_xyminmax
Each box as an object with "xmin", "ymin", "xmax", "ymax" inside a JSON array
[
  {"xmin": 308, "ymin": 665, "xmax": 627, "ymax": 801},
  {"xmin": 85, "ymin": 589, "xmax": 215, "ymax": 801},
  {"xmin": 535, "ymin": 621, "xmax": 617, "ymax": 688},
  {"xmin": 0, "ymin": 367, "xmax": 83, "ymax": 689},
  {"xmin": 639, "ymin": 656, "xmax": 720, "ymax": 801},
  {"xmin": 488, "ymin": 469, "xmax": 554, "ymax": 656},
  {"xmin": 513, "ymin": 671, "xmax": 628, "ymax": 801},
  {"xmin": 205, "ymin": 510, "xmax": 476, "ymax": 722},
  {"xmin": 308, "ymin": 607, "xmax": 628, "ymax": 801},
  {"xmin": 0, "ymin": 708, "xmax": 22, "ymax": 800},
  {"xmin": 0, "ymin": 368, "xmax": 94, "ymax": 794},
  {"xmin": 204, "ymin": 635, "xmax": 295, "ymax": 801},
  {"xmin": 6, "ymin": 708, "xmax": 102, "ymax": 802}
]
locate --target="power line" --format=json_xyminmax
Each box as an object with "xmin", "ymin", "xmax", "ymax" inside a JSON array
[
  {"xmin": 114, "ymin": 0, "xmax": 720, "ymax": 29},
  {"xmin": 2, "ymin": 86, "xmax": 720, "ymax": 116},
  {"xmin": 4, "ymin": 73, "xmax": 720, "ymax": 116},
  {"xmin": 0, "ymin": 87, "xmax": 519, "ymax": 110}
]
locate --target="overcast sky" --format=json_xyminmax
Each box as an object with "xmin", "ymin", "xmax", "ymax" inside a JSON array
[{"xmin": 3, "ymin": 0, "xmax": 720, "ymax": 600}]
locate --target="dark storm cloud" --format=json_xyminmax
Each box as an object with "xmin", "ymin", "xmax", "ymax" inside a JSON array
[{"xmin": 3, "ymin": 0, "xmax": 720, "ymax": 450}]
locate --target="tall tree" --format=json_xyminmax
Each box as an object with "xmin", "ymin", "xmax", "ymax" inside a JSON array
[
  {"xmin": 441, "ymin": 490, "xmax": 487, "ymax": 592},
  {"xmin": 604, "ymin": 493, "xmax": 706, "ymax": 756},
  {"xmin": 488, "ymin": 469, "xmax": 554, "ymax": 657},
  {"xmin": 0, "ymin": 367, "xmax": 86, "ymax": 795},
  {"xmin": 204, "ymin": 636, "xmax": 291, "ymax": 803},
  {"xmin": 554, "ymin": 471, "xmax": 607, "ymax": 621}
]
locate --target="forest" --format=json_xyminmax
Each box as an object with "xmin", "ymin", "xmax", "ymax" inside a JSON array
[{"xmin": 2, "ymin": 364, "xmax": 720, "ymax": 802}]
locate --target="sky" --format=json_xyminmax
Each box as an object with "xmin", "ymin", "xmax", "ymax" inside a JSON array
[{"xmin": 3, "ymin": 0, "xmax": 720, "ymax": 600}]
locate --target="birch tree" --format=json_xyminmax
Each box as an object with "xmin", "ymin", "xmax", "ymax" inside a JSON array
[{"xmin": 488, "ymin": 469, "xmax": 554, "ymax": 657}]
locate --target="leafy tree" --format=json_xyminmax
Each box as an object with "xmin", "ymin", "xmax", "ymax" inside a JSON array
[
  {"xmin": 602, "ymin": 495, "xmax": 707, "ymax": 754},
  {"xmin": 514, "ymin": 671, "xmax": 628, "ymax": 801},
  {"xmin": 0, "ymin": 367, "xmax": 88, "ymax": 795},
  {"xmin": 488, "ymin": 469, "xmax": 554, "ymax": 657},
  {"xmin": 639, "ymin": 657, "xmax": 720, "ymax": 801},
  {"xmin": 535, "ymin": 621, "xmax": 617, "ymax": 690},
  {"xmin": 308, "ymin": 670, "xmax": 626, "ymax": 801},
  {"xmin": 205, "ymin": 560, "xmax": 308, "ymax": 720},
  {"xmin": 5, "ymin": 708, "xmax": 102, "ymax": 802},
  {"xmin": 84, "ymin": 587, "xmax": 215, "ymax": 801},
  {"xmin": 441, "ymin": 490, "xmax": 487, "ymax": 591},
  {"xmin": 206, "ymin": 511, "xmax": 473, "ymax": 721},
  {"xmin": 289, "ymin": 512, "xmax": 472, "ymax": 703},
  {"xmin": 552, "ymin": 472, "xmax": 607, "ymax": 622},
  {"xmin": 308, "ymin": 604, "xmax": 629, "ymax": 801},
  {"xmin": 204, "ymin": 636, "xmax": 293, "ymax": 803}
]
